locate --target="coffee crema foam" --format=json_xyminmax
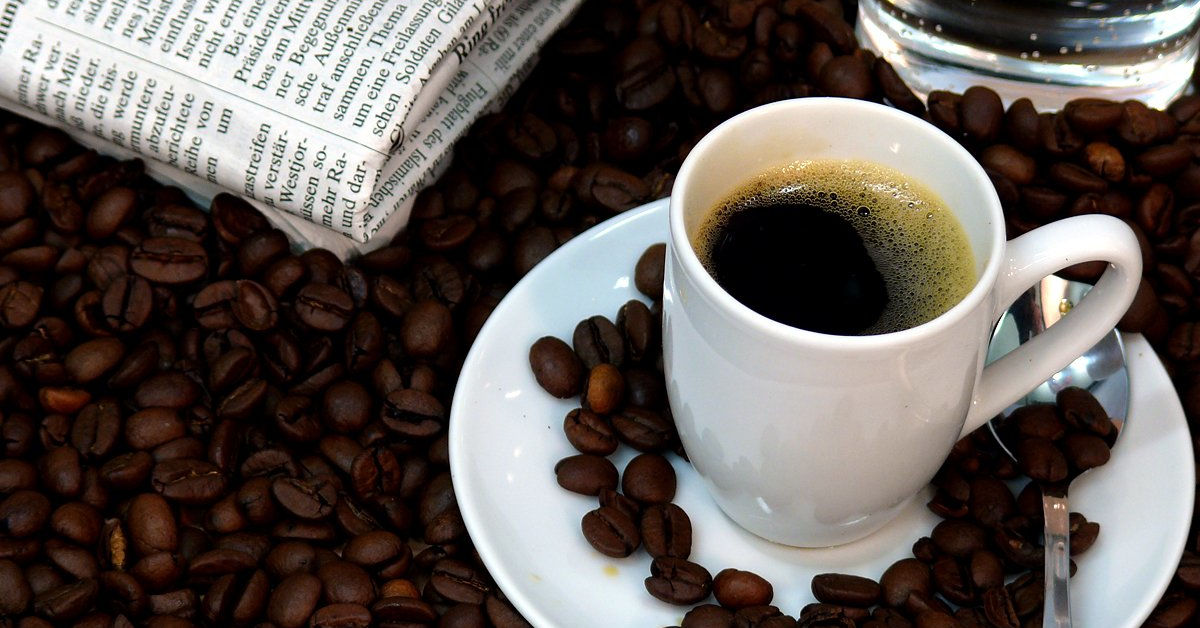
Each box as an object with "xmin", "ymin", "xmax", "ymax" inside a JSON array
[{"xmin": 695, "ymin": 159, "xmax": 977, "ymax": 335}]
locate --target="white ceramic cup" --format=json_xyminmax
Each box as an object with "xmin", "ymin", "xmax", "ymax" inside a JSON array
[{"xmin": 663, "ymin": 97, "xmax": 1142, "ymax": 547}]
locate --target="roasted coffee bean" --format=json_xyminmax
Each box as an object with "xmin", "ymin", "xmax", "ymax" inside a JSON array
[
  {"xmin": 87, "ymin": 186, "xmax": 137, "ymax": 239},
  {"xmin": 926, "ymin": 91, "xmax": 961, "ymax": 134},
  {"xmin": 880, "ymin": 558, "xmax": 931, "ymax": 608},
  {"xmin": 960, "ymin": 86, "xmax": 1004, "ymax": 143},
  {"xmin": 811, "ymin": 573, "xmax": 882, "ymax": 607},
  {"xmin": 603, "ymin": 117, "xmax": 654, "ymax": 162},
  {"xmin": 645, "ymin": 557, "xmax": 711, "ymax": 605},
  {"xmin": 624, "ymin": 366, "xmax": 666, "ymax": 409},
  {"xmin": 485, "ymin": 591, "xmax": 532, "ymax": 628},
  {"xmin": 0, "ymin": 218, "xmax": 37, "ymax": 253},
  {"xmin": 295, "ymin": 283, "xmax": 354, "ymax": 332},
  {"xmin": 236, "ymin": 229, "xmax": 290, "ymax": 277},
  {"xmin": 399, "ymin": 299, "xmax": 453, "ymax": 358},
  {"xmin": 320, "ymin": 381, "xmax": 371, "ymax": 434},
  {"xmin": 980, "ymin": 145, "xmax": 1036, "ymax": 185},
  {"xmin": 412, "ymin": 257, "xmax": 466, "ymax": 308},
  {"xmin": 640, "ymin": 502, "xmax": 691, "ymax": 559},
  {"xmin": 429, "ymin": 558, "xmax": 490, "ymax": 604},
  {"xmin": 6, "ymin": 244, "xmax": 59, "ymax": 272},
  {"xmin": 732, "ymin": 604, "xmax": 793, "ymax": 627},
  {"xmin": 563, "ymin": 408, "xmax": 618, "ymax": 455},
  {"xmin": 817, "ymin": 55, "xmax": 872, "ymax": 99},
  {"xmin": 204, "ymin": 569, "xmax": 269, "ymax": 624},
  {"xmin": 380, "ymin": 388, "xmax": 445, "ymax": 438},
  {"xmin": 130, "ymin": 238, "xmax": 207, "ymax": 284},
  {"xmin": 272, "ymin": 476, "xmax": 338, "ymax": 519},
  {"xmin": 1008, "ymin": 403, "xmax": 1064, "ymax": 441},
  {"xmin": 0, "ymin": 280, "xmax": 42, "ymax": 328},
  {"xmin": 350, "ymin": 446, "xmax": 402, "ymax": 498},
  {"xmin": 0, "ymin": 459, "xmax": 37, "ymax": 493},
  {"xmin": 598, "ymin": 488, "xmax": 641, "ymax": 523},
  {"xmin": 583, "ymin": 363, "xmax": 624, "ymax": 414},
  {"xmin": 800, "ymin": 602, "xmax": 866, "ymax": 624},
  {"xmin": 230, "ymin": 280, "xmax": 278, "ymax": 331},
  {"xmin": 1139, "ymin": 183, "xmax": 1176, "ymax": 238},
  {"xmin": 217, "ymin": 377, "xmax": 267, "ymax": 420},
  {"xmin": 635, "ymin": 243, "xmax": 666, "ymax": 300},
  {"xmin": 145, "ymin": 204, "xmax": 207, "ymax": 241},
  {"xmin": 930, "ymin": 556, "xmax": 974, "ymax": 605},
  {"xmin": 310, "ymin": 602, "xmax": 372, "ymax": 628},
  {"xmin": 617, "ymin": 299, "xmax": 656, "ymax": 363},
  {"xmin": 41, "ymin": 445, "xmax": 83, "ymax": 497},
  {"xmin": 529, "ymin": 336, "xmax": 583, "ymax": 398},
  {"xmin": 0, "ymin": 558, "xmax": 32, "ymax": 614},
  {"xmin": 967, "ymin": 475, "xmax": 1015, "ymax": 528},
  {"xmin": 622, "ymin": 452, "xmax": 675, "ymax": 503},
  {"xmin": 611, "ymin": 406, "xmax": 674, "ymax": 451},
  {"xmin": 1014, "ymin": 437, "xmax": 1068, "ymax": 483},
  {"xmin": 1050, "ymin": 162, "xmax": 1107, "ymax": 194},
  {"xmin": 265, "ymin": 541, "xmax": 317, "ymax": 579},
  {"xmin": 993, "ymin": 526, "xmax": 1043, "ymax": 570},
  {"xmin": 193, "ymin": 281, "xmax": 238, "ymax": 329},
  {"xmin": 34, "ymin": 578, "xmax": 99, "ymax": 621},
  {"xmin": 555, "ymin": 454, "xmax": 618, "ymax": 495},
  {"xmin": 344, "ymin": 311, "xmax": 383, "ymax": 374},
  {"xmin": 682, "ymin": 603, "xmax": 736, "ymax": 628},
  {"xmin": 268, "ymin": 572, "xmax": 322, "ymax": 628},
  {"xmin": 372, "ymin": 596, "xmax": 437, "ymax": 623},
  {"xmin": 615, "ymin": 38, "xmax": 676, "ymax": 110},
  {"xmin": 64, "ymin": 338, "xmax": 125, "ymax": 384},
  {"xmin": 42, "ymin": 181, "xmax": 84, "ymax": 233},
  {"xmin": 0, "ymin": 489, "xmax": 51, "ymax": 537},
  {"xmin": 713, "ymin": 568, "xmax": 773, "ymax": 610},
  {"xmin": 1061, "ymin": 432, "xmax": 1110, "ymax": 471},
  {"xmin": 1069, "ymin": 513, "xmax": 1101, "ymax": 555},
  {"xmin": 572, "ymin": 163, "xmax": 649, "ymax": 213},
  {"xmin": 188, "ymin": 547, "xmax": 258, "ymax": 577},
  {"xmin": 100, "ymin": 451, "xmax": 153, "ymax": 490},
  {"xmin": 1041, "ymin": 111, "xmax": 1085, "ymax": 156},
  {"xmin": 875, "ymin": 58, "xmax": 924, "ymax": 116},
  {"xmin": 791, "ymin": 0, "xmax": 854, "ymax": 52},
  {"xmin": 1060, "ymin": 98, "xmax": 1121, "ymax": 136},
  {"xmin": 0, "ymin": 170, "xmax": 34, "ymax": 223},
  {"xmin": 1116, "ymin": 100, "xmax": 1161, "ymax": 145},
  {"xmin": 50, "ymin": 502, "xmax": 101, "ymax": 547},
  {"xmin": 127, "ymin": 493, "xmax": 177, "ymax": 555},
  {"xmin": 263, "ymin": 255, "xmax": 308, "ymax": 298},
  {"xmin": 581, "ymin": 505, "xmax": 640, "ymax": 557},
  {"xmin": 343, "ymin": 530, "xmax": 410, "ymax": 573},
  {"xmin": 125, "ymin": 407, "xmax": 185, "ymax": 450},
  {"xmin": 151, "ymin": 458, "xmax": 226, "ymax": 504},
  {"xmin": 930, "ymin": 519, "xmax": 988, "ymax": 558},
  {"xmin": 511, "ymin": 225, "xmax": 558, "ymax": 276},
  {"xmin": 317, "ymin": 560, "xmax": 376, "ymax": 606}
]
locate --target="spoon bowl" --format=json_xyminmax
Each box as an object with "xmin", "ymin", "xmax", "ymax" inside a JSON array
[
  {"xmin": 987, "ymin": 275, "xmax": 1129, "ymax": 453},
  {"xmin": 986, "ymin": 274, "xmax": 1129, "ymax": 628}
]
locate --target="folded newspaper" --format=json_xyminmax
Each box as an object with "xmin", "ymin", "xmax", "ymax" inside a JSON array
[{"xmin": 0, "ymin": 0, "xmax": 579, "ymax": 256}]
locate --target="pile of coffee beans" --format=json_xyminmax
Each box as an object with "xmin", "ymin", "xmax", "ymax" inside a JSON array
[
  {"xmin": 0, "ymin": 118, "xmax": 534, "ymax": 627},
  {"xmin": 532, "ymin": 244, "xmax": 1121, "ymax": 626},
  {"xmin": 5, "ymin": 0, "xmax": 1200, "ymax": 622}
]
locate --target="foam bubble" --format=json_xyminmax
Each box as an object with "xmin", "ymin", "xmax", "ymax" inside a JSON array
[{"xmin": 695, "ymin": 159, "xmax": 976, "ymax": 334}]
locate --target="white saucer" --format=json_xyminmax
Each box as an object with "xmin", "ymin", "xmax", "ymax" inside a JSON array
[{"xmin": 450, "ymin": 199, "xmax": 1194, "ymax": 628}]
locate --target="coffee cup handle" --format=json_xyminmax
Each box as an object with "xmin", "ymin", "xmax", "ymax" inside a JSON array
[{"xmin": 959, "ymin": 214, "xmax": 1143, "ymax": 438}]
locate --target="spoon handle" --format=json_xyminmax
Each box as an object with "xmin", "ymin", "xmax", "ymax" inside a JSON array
[{"xmin": 1043, "ymin": 488, "xmax": 1072, "ymax": 628}]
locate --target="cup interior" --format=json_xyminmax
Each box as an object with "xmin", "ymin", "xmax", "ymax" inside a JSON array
[{"xmin": 672, "ymin": 98, "xmax": 1004, "ymax": 336}]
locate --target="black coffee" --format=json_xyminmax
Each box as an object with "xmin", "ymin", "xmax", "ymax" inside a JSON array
[{"xmin": 695, "ymin": 160, "xmax": 976, "ymax": 335}]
